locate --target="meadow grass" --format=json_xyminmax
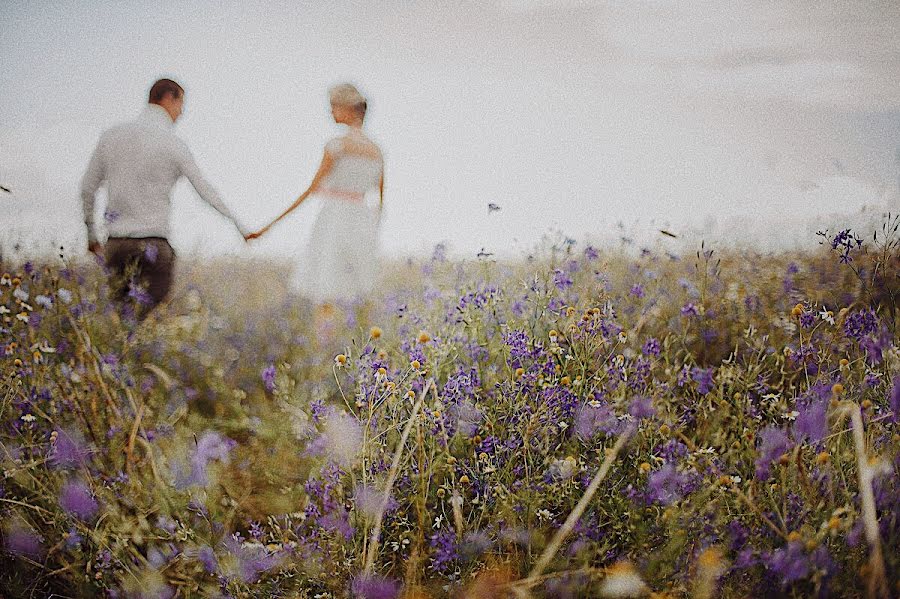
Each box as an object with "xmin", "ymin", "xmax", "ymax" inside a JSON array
[{"xmin": 0, "ymin": 227, "xmax": 898, "ymax": 598}]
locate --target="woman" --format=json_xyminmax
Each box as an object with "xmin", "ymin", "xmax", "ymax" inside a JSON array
[{"xmin": 247, "ymin": 84, "xmax": 384, "ymax": 315}]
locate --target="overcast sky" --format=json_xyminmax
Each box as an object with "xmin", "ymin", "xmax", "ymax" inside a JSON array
[{"xmin": 1, "ymin": 0, "xmax": 899, "ymax": 260}]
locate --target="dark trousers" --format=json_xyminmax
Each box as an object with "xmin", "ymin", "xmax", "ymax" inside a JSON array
[{"xmin": 105, "ymin": 237, "xmax": 176, "ymax": 318}]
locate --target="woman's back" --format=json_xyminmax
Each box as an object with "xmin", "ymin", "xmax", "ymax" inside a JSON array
[{"xmin": 322, "ymin": 132, "xmax": 382, "ymax": 195}]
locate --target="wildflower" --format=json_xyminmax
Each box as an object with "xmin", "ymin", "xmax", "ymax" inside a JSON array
[
  {"xmin": 417, "ymin": 331, "xmax": 431, "ymax": 344},
  {"xmin": 815, "ymin": 451, "xmax": 830, "ymax": 465},
  {"xmin": 639, "ymin": 462, "xmax": 651, "ymax": 474},
  {"xmin": 0, "ymin": 273, "xmax": 10, "ymax": 286},
  {"xmin": 261, "ymin": 364, "xmax": 276, "ymax": 392},
  {"xmin": 459, "ymin": 475, "xmax": 470, "ymax": 484},
  {"xmin": 34, "ymin": 294, "xmax": 52, "ymax": 308},
  {"xmin": 13, "ymin": 287, "xmax": 28, "ymax": 302},
  {"xmin": 369, "ymin": 326, "xmax": 382, "ymax": 339},
  {"xmin": 641, "ymin": 337, "xmax": 661, "ymax": 357},
  {"xmin": 628, "ymin": 396, "xmax": 656, "ymax": 420},
  {"xmin": 20, "ymin": 413, "xmax": 36, "ymax": 423},
  {"xmin": 681, "ymin": 303, "xmax": 699, "ymax": 317},
  {"xmin": 831, "ymin": 383, "xmax": 844, "ymax": 396},
  {"xmin": 335, "ymin": 353, "xmax": 348, "ymax": 366},
  {"xmin": 647, "ymin": 464, "xmax": 690, "ymax": 505},
  {"xmin": 351, "ymin": 574, "xmax": 401, "ymax": 599},
  {"xmin": 3, "ymin": 525, "xmax": 43, "ymax": 559},
  {"xmin": 59, "ymin": 478, "xmax": 99, "ymax": 521},
  {"xmin": 57, "ymin": 288, "xmax": 73, "ymax": 304},
  {"xmin": 754, "ymin": 426, "xmax": 793, "ymax": 480},
  {"xmin": 51, "ymin": 427, "xmax": 91, "ymax": 469},
  {"xmin": 889, "ymin": 375, "xmax": 900, "ymax": 424},
  {"xmin": 793, "ymin": 399, "xmax": 828, "ymax": 444}
]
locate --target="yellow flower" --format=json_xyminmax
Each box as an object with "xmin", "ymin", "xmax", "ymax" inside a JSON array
[
  {"xmin": 787, "ymin": 531, "xmax": 802, "ymax": 543},
  {"xmin": 514, "ymin": 367, "xmax": 525, "ymax": 378},
  {"xmin": 639, "ymin": 462, "xmax": 651, "ymax": 474},
  {"xmin": 828, "ymin": 516, "xmax": 841, "ymax": 531},
  {"xmin": 791, "ymin": 303, "xmax": 804, "ymax": 318},
  {"xmin": 560, "ymin": 376, "xmax": 571, "ymax": 387},
  {"xmin": 831, "ymin": 383, "xmax": 844, "ymax": 396},
  {"xmin": 417, "ymin": 331, "xmax": 431, "ymax": 344},
  {"xmin": 839, "ymin": 358, "xmax": 849, "ymax": 367},
  {"xmin": 411, "ymin": 359, "xmax": 421, "ymax": 370},
  {"xmin": 459, "ymin": 475, "xmax": 470, "ymax": 484},
  {"xmin": 369, "ymin": 326, "xmax": 382, "ymax": 339},
  {"xmin": 815, "ymin": 451, "xmax": 830, "ymax": 465},
  {"xmin": 861, "ymin": 399, "xmax": 873, "ymax": 410},
  {"xmin": 334, "ymin": 354, "xmax": 347, "ymax": 366}
]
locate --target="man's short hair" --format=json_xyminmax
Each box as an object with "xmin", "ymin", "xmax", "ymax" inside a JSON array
[{"xmin": 148, "ymin": 79, "xmax": 184, "ymax": 104}]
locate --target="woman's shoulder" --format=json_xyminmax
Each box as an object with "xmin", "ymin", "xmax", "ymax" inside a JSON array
[{"xmin": 328, "ymin": 131, "xmax": 382, "ymax": 162}]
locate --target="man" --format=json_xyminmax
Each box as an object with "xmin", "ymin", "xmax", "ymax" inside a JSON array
[{"xmin": 80, "ymin": 78, "xmax": 247, "ymax": 319}]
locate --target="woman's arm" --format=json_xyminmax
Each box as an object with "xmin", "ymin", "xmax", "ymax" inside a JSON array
[{"xmin": 247, "ymin": 150, "xmax": 335, "ymax": 239}]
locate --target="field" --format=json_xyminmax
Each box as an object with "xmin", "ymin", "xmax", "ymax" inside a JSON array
[{"xmin": 1, "ymin": 223, "xmax": 898, "ymax": 598}]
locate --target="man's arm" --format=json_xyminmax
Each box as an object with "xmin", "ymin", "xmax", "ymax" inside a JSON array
[
  {"xmin": 80, "ymin": 138, "xmax": 106, "ymax": 248},
  {"xmin": 175, "ymin": 142, "xmax": 247, "ymax": 237}
]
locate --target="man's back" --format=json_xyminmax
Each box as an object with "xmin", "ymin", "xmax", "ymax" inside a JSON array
[{"xmin": 81, "ymin": 103, "xmax": 242, "ymax": 244}]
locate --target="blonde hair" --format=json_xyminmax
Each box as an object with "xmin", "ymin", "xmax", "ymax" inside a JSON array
[{"xmin": 329, "ymin": 83, "xmax": 367, "ymax": 117}]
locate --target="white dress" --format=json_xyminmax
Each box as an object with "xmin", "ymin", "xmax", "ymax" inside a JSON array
[{"xmin": 294, "ymin": 132, "xmax": 383, "ymax": 302}]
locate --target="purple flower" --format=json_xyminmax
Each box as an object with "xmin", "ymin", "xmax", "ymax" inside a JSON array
[
  {"xmin": 646, "ymin": 464, "xmax": 689, "ymax": 505},
  {"xmin": 51, "ymin": 427, "xmax": 91, "ymax": 469},
  {"xmin": 584, "ymin": 245, "xmax": 599, "ymax": 260},
  {"xmin": 843, "ymin": 308, "xmax": 878, "ymax": 340},
  {"xmin": 59, "ymin": 478, "xmax": 99, "ymax": 521},
  {"xmin": 628, "ymin": 396, "xmax": 656, "ymax": 420},
  {"xmin": 261, "ymin": 364, "xmax": 276, "ymax": 392},
  {"xmin": 681, "ymin": 303, "xmax": 699, "ymax": 317},
  {"xmin": 890, "ymin": 375, "xmax": 900, "ymax": 424},
  {"xmin": 127, "ymin": 282, "xmax": 154, "ymax": 306},
  {"xmin": 174, "ymin": 431, "xmax": 236, "ymax": 489},
  {"xmin": 630, "ymin": 284, "xmax": 645, "ymax": 298},
  {"xmin": 4, "ymin": 526, "xmax": 43, "ymax": 559},
  {"xmin": 196, "ymin": 545, "xmax": 218, "ymax": 573},
  {"xmin": 641, "ymin": 337, "xmax": 661, "ymax": 357},
  {"xmin": 793, "ymin": 399, "xmax": 828, "ymax": 445},
  {"xmin": 765, "ymin": 541, "xmax": 809, "ymax": 584},
  {"xmin": 351, "ymin": 574, "xmax": 401, "ymax": 599},
  {"xmin": 755, "ymin": 426, "xmax": 793, "ymax": 480},
  {"xmin": 429, "ymin": 528, "xmax": 458, "ymax": 573},
  {"xmin": 553, "ymin": 269, "xmax": 573, "ymax": 290},
  {"xmin": 691, "ymin": 367, "xmax": 715, "ymax": 395},
  {"xmin": 574, "ymin": 403, "xmax": 622, "ymax": 439}
]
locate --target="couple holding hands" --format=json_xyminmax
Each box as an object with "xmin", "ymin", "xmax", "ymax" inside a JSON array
[{"xmin": 81, "ymin": 78, "xmax": 383, "ymax": 320}]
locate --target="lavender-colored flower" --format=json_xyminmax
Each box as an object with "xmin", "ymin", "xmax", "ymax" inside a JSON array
[
  {"xmin": 174, "ymin": 431, "xmax": 236, "ymax": 489},
  {"xmin": 429, "ymin": 528, "xmax": 458, "ymax": 573},
  {"xmin": 628, "ymin": 396, "xmax": 656, "ymax": 420},
  {"xmin": 641, "ymin": 337, "xmax": 660, "ymax": 357},
  {"xmin": 843, "ymin": 308, "xmax": 878, "ymax": 340},
  {"xmin": 890, "ymin": 375, "xmax": 900, "ymax": 424},
  {"xmin": 57, "ymin": 288, "xmax": 73, "ymax": 304},
  {"xmin": 553, "ymin": 269, "xmax": 573, "ymax": 290},
  {"xmin": 51, "ymin": 427, "xmax": 91, "ymax": 469},
  {"xmin": 4, "ymin": 526, "xmax": 43, "ymax": 559},
  {"xmin": 765, "ymin": 541, "xmax": 809, "ymax": 584},
  {"xmin": 574, "ymin": 403, "xmax": 622, "ymax": 439},
  {"xmin": 196, "ymin": 545, "xmax": 218, "ymax": 573},
  {"xmin": 584, "ymin": 245, "xmax": 599, "ymax": 260},
  {"xmin": 793, "ymin": 399, "xmax": 828, "ymax": 445},
  {"xmin": 59, "ymin": 478, "xmax": 99, "ymax": 521},
  {"xmin": 755, "ymin": 426, "xmax": 793, "ymax": 480},
  {"xmin": 261, "ymin": 364, "xmax": 276, "ymax": 392},
  {"xmin": 681, "ymin": 303, "xmax": 699, "ymax": 317},
  {"xmin": 35, "ymin": 294, "xmax": 53, "ymax": 308},
  {"xmin": 646, "ymin": 464, "xmax": 689, "ymax": 505},
  {"xmin": 127, "ymin": 282, "xmax": 154, "ymax": 306},
  {"xmin": 351, "ymin": 574, "xmax": 401, "ymax": 599},
  {"xmin": 691, "ymin": 367, "xmax": 715, "ymax": 395},
  {"xmin": 630, "ymin": 284, "xmax": 645, "ymax": 298}
]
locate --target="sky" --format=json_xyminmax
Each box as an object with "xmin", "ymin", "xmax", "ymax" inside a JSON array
[{"xmin": 1, "ymin": 0, "xmax": 899, "ymax": 261}]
